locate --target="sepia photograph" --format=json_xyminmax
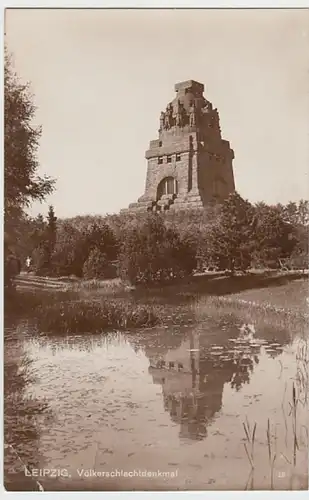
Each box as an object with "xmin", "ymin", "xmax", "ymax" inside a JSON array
[{"xmin": 3, "ymin": 7, "xmax": 309, "ymax": 492}]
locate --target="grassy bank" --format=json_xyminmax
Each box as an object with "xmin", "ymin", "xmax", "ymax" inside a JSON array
[
  {"xmin": 128, "ymin": 270, "xmax": 308, "ymax": 306},
  {"xmin": 6, "ymin": 271, "xmax": 308, "ymax": 335},
  {"xmin": 195, "ymin": 295, "xmax": 308, "ymax": 337},
  {"xmin": 229, "ymin": 279, "xmax": 308, "ymax": 315},
  {"xmin": 194, "ymin": 276, "xmax": 308, "ymax": 337}
]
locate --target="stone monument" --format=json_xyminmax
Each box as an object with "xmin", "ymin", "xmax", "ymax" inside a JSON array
[{"xmin": 123, "ymin": 79, "xmax": 235, "ymax": 212}]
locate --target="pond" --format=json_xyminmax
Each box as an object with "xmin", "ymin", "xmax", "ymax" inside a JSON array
[{"xmin": 4, "ymin": 301, "xmax": 308, "ymax": 491}]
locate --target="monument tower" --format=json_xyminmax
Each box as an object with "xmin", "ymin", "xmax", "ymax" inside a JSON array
[{"xmin": 125, "ymin": 80, "xmax": 235, "ymax": 212}]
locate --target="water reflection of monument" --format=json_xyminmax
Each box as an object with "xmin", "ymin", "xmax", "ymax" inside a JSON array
[{"xmin": 146, "ymin": 330, "xmax": 263, "ymax": 441}]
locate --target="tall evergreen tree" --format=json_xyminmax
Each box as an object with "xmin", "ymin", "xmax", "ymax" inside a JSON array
[{"xmin": 46, "ymin": 205, "xmax": 57, "ymax": 256}]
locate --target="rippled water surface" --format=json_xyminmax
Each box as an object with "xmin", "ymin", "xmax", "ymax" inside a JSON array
[{"xmin": 4, "ymin": 304, "xmax": 308, "ymax": 491}]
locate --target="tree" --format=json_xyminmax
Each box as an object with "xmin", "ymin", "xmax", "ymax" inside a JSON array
[
  {"xmin": 82, "ymin": 248, "xmax": 108, "ymax": 279},
  {"xmin": 4, "ymin": 48, "xmax": 55, "ymax": 237},
  {"xmin": 297, "ymin": 200, "xmax": 309, "ymax": 226},
  {"xmin": 252, "ymin": 203, "xmax": 297, "ymax": 269},
  {"xmin": 50, "ymin": 222, "xmax": 80, "ymax": 276},
  {"xmin": 30, "ymin": 214, "xmax": 47, "ymax": 246},
  {"xmin": 84, "ymin": 222, "xmax": 118, "ymax": 260},
  {"xmin": 280, "ymin": 200, "xmax": 309, "ymax": 227},
  {"xmin": 118, "ymin": 215, "xmax": 196, "ymax": 284},
  {"xmin": 278, "ymin": 200, "xmax": 309, "ymax": 270},
  {"xmin": 70, "ymin": 222, "xmax": 118, "ymax": 278},
  {"xmin": 49, "ymin": 220, "xmax": 118, "ymax": 277},
  {"xmin": 4, "ymin": 214, "xmax": 44, "ymax": 267},
  {"xmin": 210, "ymin": 193, "xmax": 255, "ymax": 273},
  {"xmin": 34, "ymin": 206, "xmax": 58, "ymax": 275},
  {"xmin": 46, "ymin": 206, "xmax": 57, "ymax": 253}
]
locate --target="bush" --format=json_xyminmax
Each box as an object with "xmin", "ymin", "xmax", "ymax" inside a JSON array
[
  {"xmin": 82, "ymin": 248, "xmax": 107, "ymax": 279},
  {"xmin": 118, "ymin": 214, "xmax": 196, "ymax": 285},
  {"xmin": 51, "ymin": 221, "xmax": 118, "ymax": 278},
  {"xmin": 32, "ymin": 244, "xmax": 51, "ymax": 276}
]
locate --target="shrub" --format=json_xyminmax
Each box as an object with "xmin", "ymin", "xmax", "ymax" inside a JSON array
[
  {"xmin": 32, "ymin": 243, "xmax": 51, "ymax": 276},
  {"xmin": 118, "ymin": 214, "xmax": 196, "ymax": 285},
  {"xmin": 51, "ymin": 221, "xmax": 118, "ymax": 278},
  {"xmin": 209, "ymin": 193, "xmax": 255, "ymax": 273},
  {"xmin": 82, "ymin": 248, "xmax": 107, "ymax": 279}
]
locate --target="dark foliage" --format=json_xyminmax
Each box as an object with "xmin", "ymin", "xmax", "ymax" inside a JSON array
[
  {"xmin": 118, "ymin": 214, "xmax": 196, "ymax": 284},
  {"xmin": 9, "ymin": 191, "xmax": 309, "ymax": 282},
  {"xmin": 82, "ymin": 248, "xmax": 108, "ymax": 279},
  {"xmin": 4, "ymin": 49, "xmax": 55, "ymax": 236}
]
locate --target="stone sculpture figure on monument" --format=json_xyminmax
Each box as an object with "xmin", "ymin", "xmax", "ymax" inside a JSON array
[
  {"xmin": 175, "ymin": 100, "xmax": 185, "ymax": 127},
  {"xmin": 189, "ymin": 102, "xmax": 197, "ymax": 127},
  {"xmin": 164, "ymin": 112, "xmax": 170, "ymax": 130},
  {"xmin": 160, "ymin": 111, "xmax": 165, "ymax": 130},
  {"xmin": 164, "ymin": 104, "xmax": 173, "ymax": 129}
]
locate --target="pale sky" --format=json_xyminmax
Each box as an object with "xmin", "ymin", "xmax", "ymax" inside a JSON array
[{"xmin": 5, "ymin": 8, "xmax": 309, "ymax": 218}]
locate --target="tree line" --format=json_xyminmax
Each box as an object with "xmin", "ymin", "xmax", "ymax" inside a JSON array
[{"xmin": 14, "ymin": 194, "xmax": 308, "ymax": 284}]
